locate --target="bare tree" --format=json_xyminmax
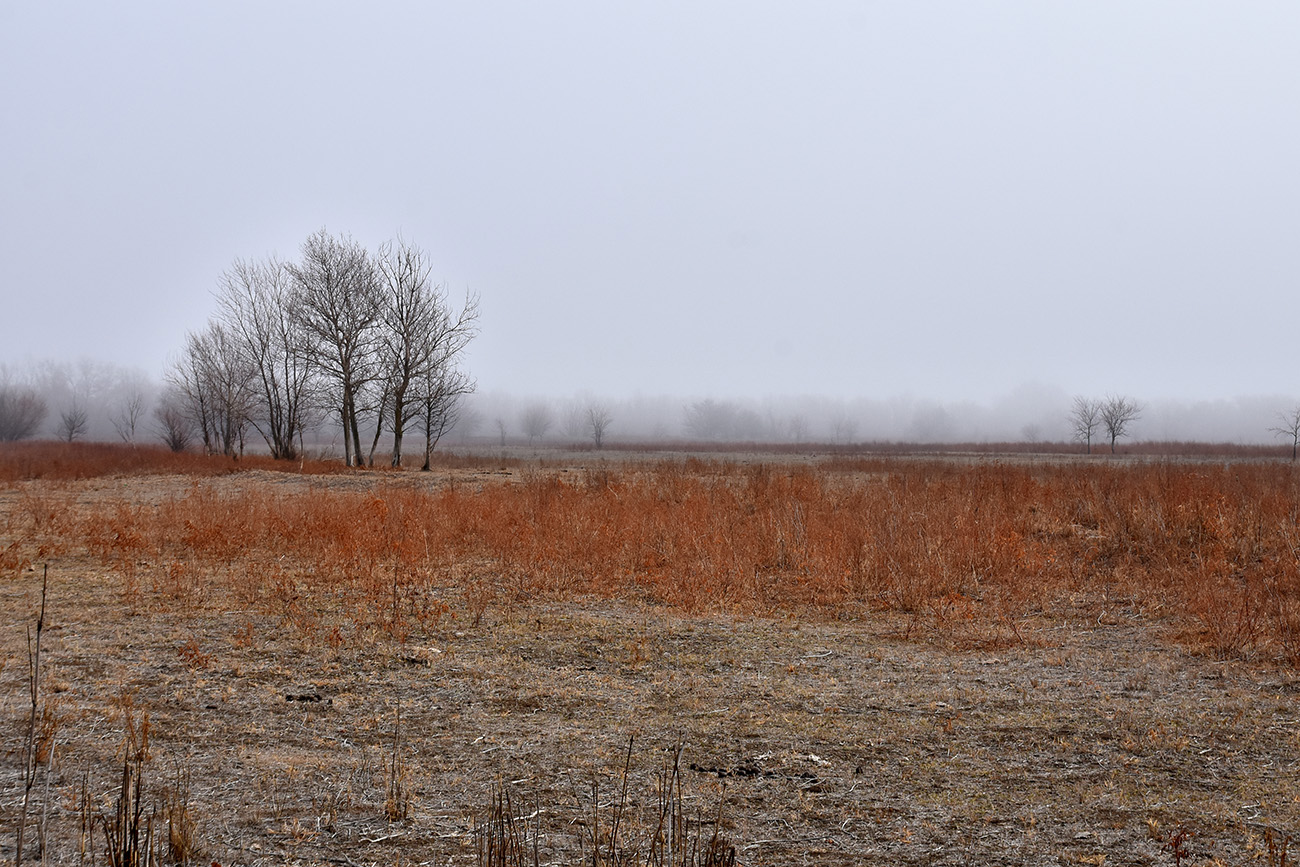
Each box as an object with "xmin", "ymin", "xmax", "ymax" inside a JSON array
[
  {"xmin": 416, "ymin": 366, "xmax": 474, "ymax": 470},
  {"xmin": 786, "ymin": 414, "xmax": 809, "ymax": 444},
  {"xmin": 1069, "ymin": 396, "xmax": 1103, "ymax": 454},
  {"xmin": 171, "ymin": 323, "xmax": 255, "ymax": 457},
  {"xmin": 830, "ymin": 411, "xmax": 859, "ymax": 445},
  {"xmin": 58, "ymin": 402, "xmax": 88, "ymax": 442},
  {"xmin": 559, "ymin": 401, "xmax": 586, "ymax": 441},
  {"xmin": 1100, "ymin": 395, "xmax": 1141, "ymax": 454},
  {"xmin": 587, "ymin": 403, "xmax": 612, "ymax": 449},
  {"xmin": 289, "ymin": 229, "xmax": 382, "ymax": 467},
  {"xmin": 110, "ymin": 389, "xmax": 147, "ymax": 445},
  {"xmin": 216, "ymin": 256, "xmax": 314, "ymax": 460},
  {"xmin": 152, "ymin": 390, "xmax": 194, "ymax": 452},
  {"xmin": 520, "ymin": 403, "xmax": 554, "ymax": 445},
  {"xmin": 683, "ymin": 399, "xmax": 760, "ymax": 441},
  {"xmin": 411, "ymin": 288, "xmax": 479, "ymax": 469},
  {"xmin": 373, "ymin": 238, "xmax": 466, "ymax": 467},
  {"xmin": 683, "ymin": 399, "xmax": 730, "ymax": 441},
  {"xmin": 1270, "ymin": 406, "xmax": 1300, "ymax": 461},
  {"xmin": 0, "ymin": 387, "xmax": 47, "ymax": 441},
  {"xmin": 453, "ymin": 406, "xmax": 484, "ymax": 443},
  {"xmin": 495, "ymin": 418, "xmax": 508, "ymax": 447}
]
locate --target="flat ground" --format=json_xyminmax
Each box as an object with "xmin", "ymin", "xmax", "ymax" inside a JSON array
[{"xmin": 2, "ymin": 461, "xmax": 1298, "ymax": 866}]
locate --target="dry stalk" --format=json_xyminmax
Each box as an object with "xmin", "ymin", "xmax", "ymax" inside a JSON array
[
  {"xmin": 385, "ymin": 702, "xmax": 410, "ymax": 822},
  {"xmin": 481, "ymin": 739, "xmax": 736, "ymax": 867},
  {"xmin": 14, "ymin": 565, "xmax": 48, "ymax": 866}
]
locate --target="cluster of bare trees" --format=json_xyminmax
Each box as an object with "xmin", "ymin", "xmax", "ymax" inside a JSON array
[
  {"xmin": 0, "ymin": 361, "xmax": 155, "ymax": 444},
  {"xmin": 1069, "ymin": 395, "xmax": 1141, "ymax": 454},
  {"xmin": 170, "ymin": 230, "xmax": 478, "ymax": 467}
]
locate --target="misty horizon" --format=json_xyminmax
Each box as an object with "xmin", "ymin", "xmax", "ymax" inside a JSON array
[
  {"xmin": 3, "ymin": 354, "xmax": 1297, "ymax": 449},
  {"xmin": 3, "ymin": 5, "xmax": 1298, "ymax": 426}
]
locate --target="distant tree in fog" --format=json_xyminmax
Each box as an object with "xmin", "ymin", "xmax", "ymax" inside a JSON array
[
  {"xmin": 1100, "ymin": 395, "xmax": 1141, "ymax": 453},
  {"xmin": 153, "ymin": 390, "xmax": 194, "ymax": 452},
  {"xmin": 453, "ymin": 405, "xmax": 483, "ymax": 443},
  {"xmin": 0, "ymin": 387, "xmax": 46, "ymax": 441},
  {"xmin": 520, "ymin": 403, "xmax": 554, "ymax": 444},
  {"xmin": 1069, "ymin": 397, "xmax": 1103, "ymax": 454},
  {"xmin": 830, "ymin": 412, "xmax": 859, "ymax": 445},
  {"xmin": 587, "ymin": 403, "xmax": 612, "ymax": 449},
  {"xmin": 58, "ymin": 402, "xmax": 88, "ymax": 442},
  {"xmin": 110, "ymin": 387, "xmax": 147, "ymax": 445},
  {"xmin": 786, "ymin": 415, "xmax": 808, "ymax": 444},
  {"xmin": 495, "ymin": 418, "xmax": 507, "ymax": 447},
  {"xmin": 559, "ymin": 401, "xmax": 586, "ymax": 441},
  {"xmin": 1270, "ymin": 407, "xmax": 1300, "ymax": 461},
  {"xmin": 683, "ymin": 399, "xmax": 760, "ymax": 441}
]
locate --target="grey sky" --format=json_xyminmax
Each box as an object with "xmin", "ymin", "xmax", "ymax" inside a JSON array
[{"xmin": 3, "ymin": 2, "xmax": 1297, "ymax": 406}]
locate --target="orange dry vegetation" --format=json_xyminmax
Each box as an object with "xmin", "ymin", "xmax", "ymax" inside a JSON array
[{"xmin": 6, "ymin": 444, "xmax": 1300, "ymax": 665}]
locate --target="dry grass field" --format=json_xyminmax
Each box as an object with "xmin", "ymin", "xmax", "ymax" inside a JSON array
[{"xmin": 2, "ymin": 442, "xmax": 1299, "ymax": 865}]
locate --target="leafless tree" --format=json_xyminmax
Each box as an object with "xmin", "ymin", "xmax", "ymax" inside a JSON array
[
  {"xmin": 453, "ymin": 406, "xmax": 483, "ymax": 443},
  {"xmin": 1069, "ymin": 396, "xmax": 1103, "ymax": 454},
  {"xmin": 1270, "ymin": 406, "xmax": 1300, "ymax": 461},
  {"xmin": 410, "ymin": 288, "xmax": 478, "ymax": 469},
  {"xmin": 683, "ymin": 399, "xmax": 760, "ymax": 441},
  {"xmin": 520, "ymin": 403, "xmax": 554, "ymax": 444},
  {"xmin": 289, "ymin": 229, "xmax": 382, "ymax": 467},
  {"xmin": 416, "ymin": 366, "xmax": 474, "ymax": 470},
  {"xmin": 216, "ymin": 256, "xmax": 314, "ymax": 460},
  {"xmin": 171, "ymin": 323, "xmax": 255, "ymax": 457},
  {"xmin": 110, "ymin": 388, "xmax": 147, "ymax": 445},
  {"xmin": 1100, "ymin": 395, "xmax": 1141, "ymax": 454},
  {"xmin": 559, "ymin": 401, "xmax": 586, "ymax": 441},
  {"xmin": 786, "ymin": 414, "xmax": 809, "ymax": 444},
  {"xmin": 683, "ymin": 399, "xmax": 729, "ymax": 441},
  {"xmin": 587, "ymin": 403, "xmax": 613, "ymax": 449},
  {"xmin": 830, "ymin": 412, "xmax": 859, "ymax": 445},
  {"xmin": 0, "ymin": 387, "xmax": 47, "ymax": 441},
  {"xmin": 373, "ymin": 238, "xmax": 471, "ymax": 467},
  {"xmin": 58, "ymin": 402, "xmax": 88, "ymax": 442},
  {"xmin": 152, "ymin": 390, "xmax": 194, "ymax": 452},
  {"xmin": 495, "ymin": 418, "xmax": 508, "ymax": 447}
]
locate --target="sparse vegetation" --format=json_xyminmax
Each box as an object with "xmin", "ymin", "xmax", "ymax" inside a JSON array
[
  {"xmin": 10, "ymin": 446, "xmax": 1297, "ymax": 660},
  {"xmin": 3, "ymin": 442, "xmax": 1300, "ymax": 863}
]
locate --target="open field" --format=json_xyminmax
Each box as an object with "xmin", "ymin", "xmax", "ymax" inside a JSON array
[{"xmin": 2, "ymin": 443, "xmax": 1300, "ymax": 865}]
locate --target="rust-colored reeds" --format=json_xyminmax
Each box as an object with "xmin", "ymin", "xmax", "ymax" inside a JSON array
[{"xmin": 9, "ymin": 447, "xmax": 1300, "ymax": 662}]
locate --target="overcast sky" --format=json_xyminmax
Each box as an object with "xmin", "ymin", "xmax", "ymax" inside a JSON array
[{"xmin": 2, "ymin": 2, "xmax": 1298, "ymax": 406}]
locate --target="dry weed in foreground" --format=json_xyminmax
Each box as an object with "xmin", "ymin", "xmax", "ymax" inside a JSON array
[
  {"xmin": 477, "ymin": 739, "xmax": 735, "ymax": 867},
  {"xmin": 13, "ymin": 566, "xmax": 49, "ymax": 865}
]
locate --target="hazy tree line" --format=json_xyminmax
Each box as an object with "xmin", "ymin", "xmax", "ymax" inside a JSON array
[
  {"xmin": 169, "ymin": 230, "xmax": 479, "ymax": 467},
  {"xmin": 517, "ymin": 399, "xmax": 614, "ymax": 449},
  {"xmin": 7, "ymin": 356, "xmax": 1300, "ymax": 454},
  {"xmin": 0, "ymin": 359, "xmax": 152, "ymax": 444}
]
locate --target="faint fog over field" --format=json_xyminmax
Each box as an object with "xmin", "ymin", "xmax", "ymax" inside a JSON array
[{"xmin": 2, "ymin": 4, "xmax": 1298, "ymax": 434}]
